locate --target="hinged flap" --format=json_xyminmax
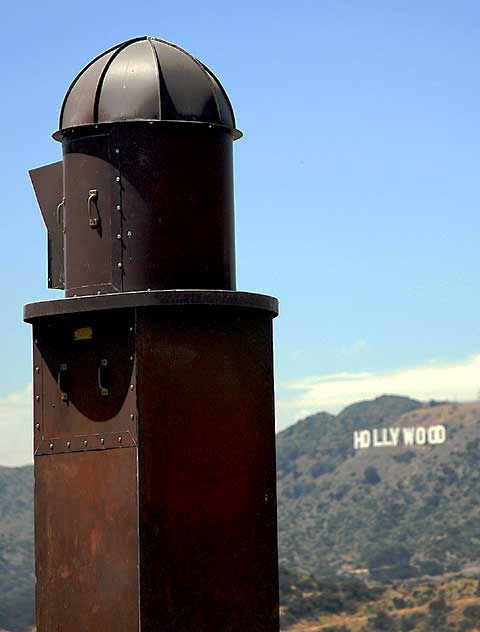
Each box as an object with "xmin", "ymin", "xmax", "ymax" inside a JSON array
[{"xmin": 29, "ymin": 161, "xmax": 65, "ymax": 290}]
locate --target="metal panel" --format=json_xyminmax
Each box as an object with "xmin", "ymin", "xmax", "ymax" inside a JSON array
[
  {"xmin": 150, "ymin": 40, "xmax": 218, "ymax": 122},
  {"xmin": 32, "ymin": 309, "xmax": 136, "ymax": 454},
  {"xmin": 63, "ymin": 129, "xmax": 122, "ymax": 296},
  {"xmin": 29, "ymin": 161, "xmax": 65, "ymax": 289},
  {"xmin": 136, "ymin": 306, "xmax": 279, "ymax": 631},
  {"xmin": 98, "ymin": 40, "xmax": 160, "ymax": 122},
  {"xmin": 61, "ymin": 49, "xmax": 117, "ymax": 129},
  {"xmin": 118, "ymin": 124, "xmax": 236, "ymax": 291},
  {"xmin": 35, "ymin": 448, "xmax": 139, "ymax": 632}
]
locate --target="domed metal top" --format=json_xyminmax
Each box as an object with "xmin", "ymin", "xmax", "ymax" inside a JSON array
[{"xmin": 54, "ymin": 37, "xmax": 241, "ymax": 141}]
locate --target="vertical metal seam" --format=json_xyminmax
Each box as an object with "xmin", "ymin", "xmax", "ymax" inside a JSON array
[
  {"xmin": 59, "ymin": 43, "xmax": 120, "ymax": 130},
  {"xmin": 191, "ymin": 58, "xmax": 222, "ymax": 122},
  {"xmin": 147, "ymin": 39, "xmax": 162, "ymax": 120},
  {"xmin": 93, "ymin": 38, "xmax": 146, "ymax": 123},
  {"xmin": 149, "ymin": 35, "xmax": 234, "ymax": 125}
]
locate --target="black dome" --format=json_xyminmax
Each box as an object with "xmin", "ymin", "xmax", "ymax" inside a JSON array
[{"xmin": 55, "ymin": 37, "xmax": 241, "ymax": 140}]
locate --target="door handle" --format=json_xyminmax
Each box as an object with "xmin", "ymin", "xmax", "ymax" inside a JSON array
[
  {"xmin": 98, "ymin": 359, "xmax": 109, "ymax": 396},
  {"xmin": 88, "ymin": 189, "xmax": 99, "ymax": 228},
  {"xmin": 56, "ymin": 197, "xmax": 66, "ymax": 233},
  {"xmin": 58, "ymin": 363, "xmax": 68, "ymax": 401}
]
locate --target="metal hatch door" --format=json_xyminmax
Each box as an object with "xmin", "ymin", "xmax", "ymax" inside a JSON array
[{"xmin": 63, "ymin": 128, "xmax": 122, "ymax": 297}]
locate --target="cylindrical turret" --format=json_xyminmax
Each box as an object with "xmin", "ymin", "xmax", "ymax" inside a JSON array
[{"xmin": 45, "ymin": 37, "xmax": 242, "ymax": 296}]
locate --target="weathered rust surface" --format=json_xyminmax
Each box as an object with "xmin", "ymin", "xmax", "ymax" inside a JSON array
[
  {"xmin": 32, "ymin": 308, "xmax": 136, "ymax": 454},
  {"xmin": 29, "ymin": 161, "xmax": 65, "ymax": 289},
  {"xmin": 35, "ymin": 448, "xmax": 139, "ymax": 632},
  {"xmin": 136, "ymin": 305, "xmax": 279, "ymax": 631}
]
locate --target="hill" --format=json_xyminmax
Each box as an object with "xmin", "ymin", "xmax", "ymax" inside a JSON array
[
  {"xmin": 0, "ymin": 466, "xmax": 34, "ymax": 632},
  {"xmin": 277, "ymin": 396, "xmax": 480, "ymax": 579}
]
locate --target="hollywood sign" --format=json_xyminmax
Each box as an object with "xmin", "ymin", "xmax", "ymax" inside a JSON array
[{"xmin": 353, "ymin": 425, "xmax": 447, "ymax": 450}]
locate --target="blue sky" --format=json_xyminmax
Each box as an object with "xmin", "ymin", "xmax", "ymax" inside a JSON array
[{"xmin": 2, "ymin": 1, "xmax": 480, "ymax": 464}]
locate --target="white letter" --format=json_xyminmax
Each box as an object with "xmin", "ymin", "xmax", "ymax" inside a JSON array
[
  {"xmin": 403, "ymin": 428, "xmax": 415, "ymax": 446},
  {"xmin": 360, "ymin": 430, "xmax": 371, "ymax": 448},
  {"xmin": 373, "ymin": 429, "xmax": 383, "ymax": 447},
  {"xmin": 416, "ymin": 427, "xmax": 426, "ymax": 445},
  {"xmin": 428, "ymin": 425, "xmax": 446, "ymax": 445},
  {"xmin": 390, "ymin": 428, "xmax": 400, "ymax": 447},
  {"xmin": 353, "ymin": 431, "xmax": 362, "ymax": 450}
]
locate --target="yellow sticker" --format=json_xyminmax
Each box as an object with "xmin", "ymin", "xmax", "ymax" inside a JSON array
[{"xmin": 74, "ymin": 326, "xmax": 93, "ymax": 341}]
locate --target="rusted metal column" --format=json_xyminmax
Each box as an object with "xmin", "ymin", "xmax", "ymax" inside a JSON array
[{"xmin": 25, "ymin": 37, "xmax": 279, "ymax": 632}]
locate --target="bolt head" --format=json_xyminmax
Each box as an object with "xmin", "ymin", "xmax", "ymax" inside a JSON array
[
  {"xmin": 49, "ymin": 443, "xmax": 54, "ymax": 450},
  {"xmin": 130, "ymin": 413, "xmax": 135, "ymax": 420},
  {"xmin": 115, "ymin": 176, "xmax": 120, "ymax": 182},
  {"xmin": 116, "ymin": 205, "xmax": 121, "ymax": 211},
  {"xmin": 116, "ymin": 233, "xmax": 122, "ymax": 240},
  {"xmin": 66, "ymin": 441, "xmax": 71, "ymax": 448},
  {"xmin": 117, "ymin": 262, "xmax": 123, "ymax": 269},
  {"xmin": 83, "ymin": 440, "xmax": 88, "ymax": 447},
  {"xmin": 101, "ymin": 438, "xmax": 105, "ymax": 445},
  {"xmin": 118, "ymin": 436, "xmax": 122, "ymax": 443},
  {"xmin": 130, "ymin": 384, "xmax": 134, "ymax": 391},
  {"xmin": 36, "ymin": 423, "xmax": 40, "ymax": 431},
  {"xmin": 127, "ymin": 230, "xmax": 132, "ymax": 238},
  {"xmin": 35, "ymin": 395, "xmax": 40, "ymax": 402},
  {"xmin": 35, "ymin": 367, "xmax": 40, "ymax": 374}
]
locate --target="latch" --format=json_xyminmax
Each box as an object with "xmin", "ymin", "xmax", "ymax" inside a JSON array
[
  {"xmin": 98, "ymin": 358, "xmax": 109, "ymax": 396},
  {"xmin": 88, "ymin": 189, "xmax": 99, "ymax": 228},
  {"xmin": 56, "ymin": 197, "xmax": 66, "ymax": 234},
  {"xmin": 58, "ymin": 363, "xmax": 68, "ymax": 401}
]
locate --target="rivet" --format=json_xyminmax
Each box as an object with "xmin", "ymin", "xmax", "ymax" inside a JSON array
[
  {"xmin": 118, "ymin": 436, "xmax": 122, "ymax": 443},
  {"xmin": 129, "ymin": 326, "xmax": 133, "ymax": 332},
  {"xmin": 34, "ymin": 339, "xmax": 38, "ymax": 344},
  {"xmin": 49, "ymin": 443, "xmax": 54, "ymax": 450},
  {"xmin": 116, "ymin": 205, "xmax": 121, "ymax": 211},
  {"xmin": 117, "ymin": 262, "xmax": 123, "ymax": 269},
  {"xmin": 115, "ymin": 148, "xmax": 120, "ymax": 154},
  {"xmin": 130, "ymin": 384, "xmax": 134, "ymax": 391},
  {"xmin": 116, "ymin": 233, "xmax": 122, "ymax": 240},
  {"xmin": 84, "ymin": 440, "xmax": 88, "ymax": 447},
  {"xmin": 35, "ymin": 395, "xmax": 40, "ymax": 402},
  {"xmin": 127, "ymin": 230, "xmax": 132, "ymax": 238},
  {"xmin": 130, "ymin": 413, "xmax": 135, "ymax": 420},
  {"xmin": 97, "ymin": 290, "xmax": 101, "ymax": 295},
  {"xmin": 130, "ymin": 355, "xmax": 134, "ymax": 361},
  {"xmin": 66, "ymin": 441, "xmax": 71, "ymax": 448},
  {"xmin": 100, "ymin": 438, "xmax": 105, "ymax": 445},
  {"xmin": 36, "ymin": 423, "xmax": 40, "ymax": 431},
  {"xmin": 35, "ymin": 367, "xmax": 40, "ymax": 374},
  {"xmin": 115, "ymin": 176, "xmax": 120, "ymax": 182}
]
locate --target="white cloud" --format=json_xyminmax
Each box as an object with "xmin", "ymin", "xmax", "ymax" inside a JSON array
[
  {"xmin": 0, "ymin": 384, "xmax": 33, "ymax": 466},
  {"xmin": 276, "ymin": 353, "xmax": 480, "ymax": 431}
]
